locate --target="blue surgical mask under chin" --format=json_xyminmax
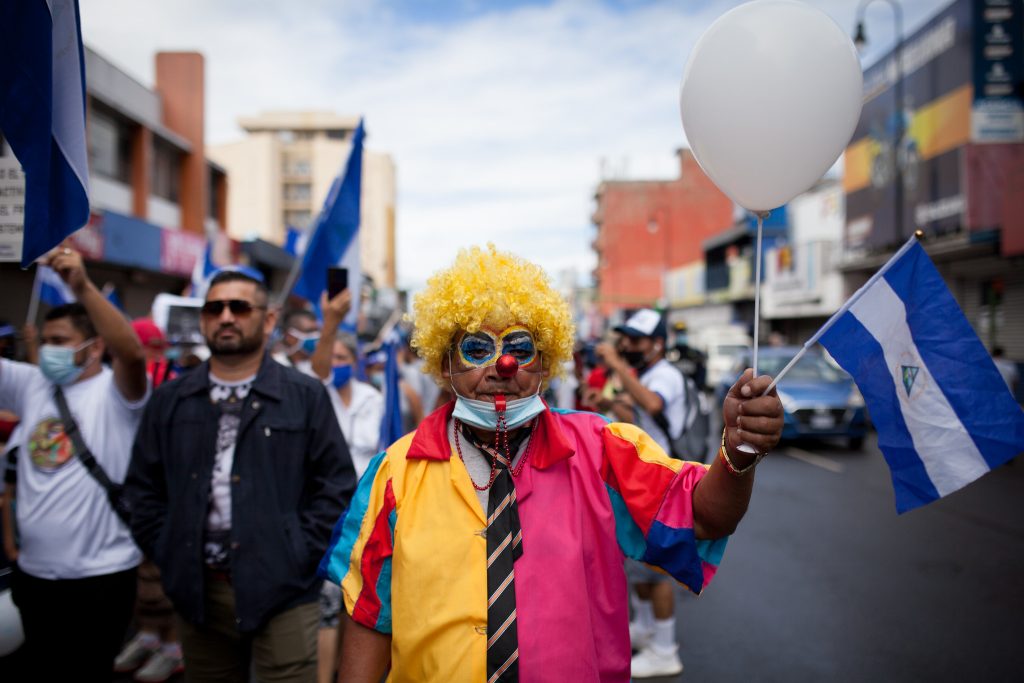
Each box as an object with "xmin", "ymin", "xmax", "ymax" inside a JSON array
[
  {"xmin": 331, "ymin": 364, "xmax": 353, "ymax": 389},
  {"xmin": 39, "ymin": 341, "xmax": 94, "ymax": 386},
  {"xmin": 453, "ymin": 392, "xmax": 546, "ymax": 431}
]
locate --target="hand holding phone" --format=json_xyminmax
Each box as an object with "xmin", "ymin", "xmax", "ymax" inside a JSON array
[{"xmin": 327, "ymin": 267, "xmax": 348, "ymax": 299}]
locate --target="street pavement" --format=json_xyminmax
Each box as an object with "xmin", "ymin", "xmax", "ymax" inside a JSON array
[{"xmin": 644, "ymin": 430, "xmax": 1024, "ymax": 682}]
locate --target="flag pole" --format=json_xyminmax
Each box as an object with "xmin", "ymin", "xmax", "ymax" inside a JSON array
[
  {"xmin": 762, "ymin": 230, "xmax": 924, "ymax": 395},
  {"xmin": 26, "ymin": 265, "xmax": 43, "ymax": 325}
]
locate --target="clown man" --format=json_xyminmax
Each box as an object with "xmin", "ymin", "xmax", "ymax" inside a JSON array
[{"xmin": 320, "ymin": 245, "xmax": 783, "ymax": 682}]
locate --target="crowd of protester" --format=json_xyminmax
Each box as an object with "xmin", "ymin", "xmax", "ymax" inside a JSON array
[{"xmin": 0, "ymin": 246, "xmax": 731, "ymax": 682}]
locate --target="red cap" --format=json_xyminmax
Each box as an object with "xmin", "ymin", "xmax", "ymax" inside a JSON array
[{"xmin": 132, "ymin": 318, "xmax": 166, "ymax": 348}]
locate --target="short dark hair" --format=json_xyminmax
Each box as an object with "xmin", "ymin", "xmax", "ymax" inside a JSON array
[
  {"xmin": 284, "ymin": 309, "xmax": 317, "ymax": 329},
  {"xmin": 207, "ymin": 270, "xmax": 269, "ymax": 305},
  {"xmin": 44, "ymin": 303, "xmax": 97, "ymax": 339}
]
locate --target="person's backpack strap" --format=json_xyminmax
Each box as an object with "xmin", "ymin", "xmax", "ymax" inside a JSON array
[
  {"xmin": 650, "ymin": 410, "xmax": 681, "ymax": 459},
  {"xmin": 52, "ymin": 386, "xmax": 131, "ymax": 526}
]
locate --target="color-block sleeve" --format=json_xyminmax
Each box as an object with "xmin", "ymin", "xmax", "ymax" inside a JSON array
[
  {"xmin": 600, "ymin": 422, "xmax": 728, "ymax": 594},
  {"xmin": 318, "ymin": 449, "xmax": 396, "ymax": 633}
]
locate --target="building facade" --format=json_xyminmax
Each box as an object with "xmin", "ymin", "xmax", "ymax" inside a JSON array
[
  {"xmin": 592, "ymin": 149, "xmax": 733, "ymax": 319},
  {"xmin": 0, "ymin": 48, "xmax": 228, "ymax": 324},
  {"xmin": 209, "ymin": 111, "xmax": 397, "ymax": 289}
]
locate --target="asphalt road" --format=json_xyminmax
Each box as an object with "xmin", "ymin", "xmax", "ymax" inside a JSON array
[{"xmin": 646, "ymin": 430, "xmax": 1024, "ymax": 682}]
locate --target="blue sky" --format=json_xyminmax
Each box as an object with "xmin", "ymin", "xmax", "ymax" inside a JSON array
[{"xmin": 82, "ymin": 0, "xmax": 948, "ymax": 291}]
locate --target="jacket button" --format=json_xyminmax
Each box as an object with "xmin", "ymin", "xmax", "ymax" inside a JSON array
[
  {"xmin": 231, "ymin": 541, "xmax": 240, "ymax": 550},
  {"xmin": 236, "ymin": 618, "xmax": 241, "ymax": 625},
  {"xmin": 190, "ymin": 472, "xmax": 198, "ymax": 480},
  {"xmin": 264, "ymin": 427, "xmax": 271, "ymax": 437},
  {"xmin": 252, "ymin": 400, "xmax": 260, "ymax": 409},
  {"xmin": 231, "ymin": 475, "xmax": 241, "ymax": 484}
]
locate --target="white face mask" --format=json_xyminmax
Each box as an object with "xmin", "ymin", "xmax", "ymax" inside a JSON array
[
  {"xmin": 452, "ymin": 392, "xmax": 546, "ymax": 431},
  {"xmin": 39, "ymin": 339, "xmax": 96, "ymax": 386}
]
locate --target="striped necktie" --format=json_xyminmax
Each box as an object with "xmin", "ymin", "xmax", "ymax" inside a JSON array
[{"xmin": 461, "ymin": 425, "xmax": 527, "ymax": 683}]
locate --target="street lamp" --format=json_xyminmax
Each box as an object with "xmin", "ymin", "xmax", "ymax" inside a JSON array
[{"xmin": 853, "ymin": 0, "xmax": 905, "ymax": 241}]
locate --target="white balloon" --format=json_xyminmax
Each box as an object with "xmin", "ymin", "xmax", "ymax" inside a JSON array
[{"xmin": 680, "ymin": 0, "xmax": 863, "ymax": 212}]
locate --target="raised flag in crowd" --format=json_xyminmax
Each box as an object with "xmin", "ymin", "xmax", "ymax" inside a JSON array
[
  {"xmin": 190, "ymin": 240, "xmax": 216, "ymax": 297},
  {"xmin": 0, "ymin": 0, "xmax": 90, "ymax": 267},
  {"xmin": 36, "ymin": 264, "xmax": 75, "ymax": 306},
  {"xmin": 291, "ymin": 119, "xmax": 364, "ymax": 329},
  {"xmin": 816, "ymin": 236, "xmax": 1024, "ymax": 513},
  {"xmin": 377, "ymin": 329, "xmax": 404, "ymax": 451}
]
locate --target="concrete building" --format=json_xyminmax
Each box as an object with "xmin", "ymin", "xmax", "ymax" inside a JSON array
[
  {"xmin": 209, "ymin": 111, "xmax": 397, "ymax": 289},
  {"xmin": 842, "ymin": 0, "xmax": 1024, "ymax": 361},
  {"xmin": 591, "ymin": 149, "xmax": 733, "ymax": 320},
  {"xmin": 0, "ymin": 47, "xmax": 228, "ymax": 324},
  {"xmin": 761, "ymin": 180, "xmax": 846, "ymax": 345}
]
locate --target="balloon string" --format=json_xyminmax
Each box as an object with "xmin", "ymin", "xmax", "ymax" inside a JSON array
[{"xmin": 752, "ymin": 212, "xmax": 765, "ymax": 378}]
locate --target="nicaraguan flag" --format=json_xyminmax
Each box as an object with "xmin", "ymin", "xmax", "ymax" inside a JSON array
[
  {"xmin": 377, "ymin": 331, "xmax": 404, "ymax": 450},
  {"xmin": 818, "ymin": 238, "xmax": 1024, "ymax": 513},
  {"xmin": 190, "ymin": 240, "xmax": 216, "ymax": 297},
  {"xmin": 292, "ymin": 119, "xmax": 363, "ymax": 329},
  {"xmin": 0, "ymin": 0, "xmax": 90, "ymax": 267},
  {"xmin": 36, "ymin": 265, "xmax": 75, "ymax": 306}
]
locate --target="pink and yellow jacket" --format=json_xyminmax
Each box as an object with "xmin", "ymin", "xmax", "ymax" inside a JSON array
[{"xmin": 319, "ymin": 404, "xmax": 727, "ymax": 682}]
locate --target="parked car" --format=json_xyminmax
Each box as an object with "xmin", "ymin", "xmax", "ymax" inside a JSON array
[{"xmin": 717, "ymin": 345, "xmax": 867, "ymax": 450}]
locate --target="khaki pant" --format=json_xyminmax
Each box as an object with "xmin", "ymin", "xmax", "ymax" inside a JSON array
[{"xmin": 177, "ymin": 577, "xmax": 319, "ymax": 683}]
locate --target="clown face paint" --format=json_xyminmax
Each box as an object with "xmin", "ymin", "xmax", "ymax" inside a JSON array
[{"xmin": 455, "ymin": 325, "xmax": 540, "ymax": 371}]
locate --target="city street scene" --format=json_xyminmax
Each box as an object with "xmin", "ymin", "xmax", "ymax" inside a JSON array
[{"xmin": 1, "ymin": 0, "xmax": 1022, "ymax": 681}]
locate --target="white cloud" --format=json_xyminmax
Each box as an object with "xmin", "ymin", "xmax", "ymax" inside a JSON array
[{"xmin": 80, "ymin": 0, "xmax": 948, "ymax": 290}]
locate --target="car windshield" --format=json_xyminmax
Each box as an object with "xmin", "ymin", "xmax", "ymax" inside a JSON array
[
  {"xmin": 758, "ymin": 354, "xmax": 845, "ymax": 382},
  {"xmin": 714, "ymin": 344, "xmax": 748, "ymax": 357}
]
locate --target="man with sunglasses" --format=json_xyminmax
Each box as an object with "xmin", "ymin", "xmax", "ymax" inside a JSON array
[
  {"xmin": 0, "ymin": 246, "xmax": 148, "ymax": 681},
  {"xmin": 127, "ymin": 269, "xmax": 356, "ymax": 683},
  {"xmin": 321, "ymin": 246, "xmax": 784, "ymax": 682}
]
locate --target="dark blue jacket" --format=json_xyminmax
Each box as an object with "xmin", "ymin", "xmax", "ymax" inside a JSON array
[{"xmin": 126, "ymin": 355, "xmax": 354, "ymax": 632}]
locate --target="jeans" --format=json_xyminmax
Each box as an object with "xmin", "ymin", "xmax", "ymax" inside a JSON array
[{"xmin": 11, "ymin": 564, "xmax": 137, "ymax": 681}]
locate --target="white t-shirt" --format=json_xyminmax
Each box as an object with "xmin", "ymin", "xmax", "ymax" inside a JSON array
[
  {"xmin": 636, "ymin": 358, "xmax": 686, "ymax": 454},
  {"xmin": 0, "ymin": 360, "xmax": 147, "ymax": 579},
  {"xmin": 328, "ymin": 380, "xmax": 384, "ymax": 478}
]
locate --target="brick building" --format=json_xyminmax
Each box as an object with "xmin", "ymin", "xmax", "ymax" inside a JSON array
[{"xmin": 592, "ymin": 149, "xmax": 732, "ymax": 319}]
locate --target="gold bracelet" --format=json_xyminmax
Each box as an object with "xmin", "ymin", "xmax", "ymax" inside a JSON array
[{"xmin": 719, "ymin": 428, "xmax": 765, "ymax": 477}]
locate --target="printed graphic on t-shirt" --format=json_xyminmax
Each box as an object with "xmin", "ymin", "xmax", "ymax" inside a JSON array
[
  {"xmin": 28, "ymin": 417, "xmax": 73, "ymax": 472},
  {"xmin": 204, "ymin": 377, "xmax": 253, "ymax": 569}
]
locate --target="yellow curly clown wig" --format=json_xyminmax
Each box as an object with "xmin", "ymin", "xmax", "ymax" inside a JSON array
[{"xmin": 411, "ymin": 244, "xmax": 575, "ymax": 387}]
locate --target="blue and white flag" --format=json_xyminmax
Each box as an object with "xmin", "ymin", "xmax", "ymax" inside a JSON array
[
  {"xmin": 0, "ymin": 0, "xmax": 90, "ymax": 267},
  {"xmin": 818, "ymin": 237, "xmax": 1024, "ymax": 513},
  {"xmin": 190, "ymin": 240, "xmax": 216, "ymax": 297},
  {"xmin": 36, "ymin": 265, "xmax": 75, "ymax": 306},
  {"xmin": 292, "ymin": 120, "xmax": 363, "ymax": 328},
  {"xmin": 377, "ymin": 330, "xmax": 404, "ymax": 451}
]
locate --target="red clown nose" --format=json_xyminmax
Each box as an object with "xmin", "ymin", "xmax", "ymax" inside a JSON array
[{"xmin": 495, "ymin": 354, "xmax": 519, "ymax": 378}]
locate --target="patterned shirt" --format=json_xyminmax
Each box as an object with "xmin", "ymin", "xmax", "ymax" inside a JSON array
[
  {"xmin": 204, "ymin": 373, "xmax": 255, "ymax": 570},
  {"xmin": 319, "ymin": 403, "xmax": 728, "ymax": 682}
]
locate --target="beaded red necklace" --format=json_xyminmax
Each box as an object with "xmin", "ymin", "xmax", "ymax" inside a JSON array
[{"xmin": 454, "ymin": 415, "xmax": 536, "ymax": 491}]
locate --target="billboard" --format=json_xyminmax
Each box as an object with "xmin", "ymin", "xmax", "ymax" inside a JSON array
[{"xmin": 843, "ymin": 0, "xmax": 974, "ymax": 250}]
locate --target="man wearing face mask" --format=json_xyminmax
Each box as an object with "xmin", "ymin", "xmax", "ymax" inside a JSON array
[
  {"xmin": 0, "ymin": 247, "xmax": 148, "ymax": 681},
  {"xmin": 321, "ymin": 246, "xmax": 784, "ymax": 682},
  {"xmin": 595, "ymin": 309, "xmax": 690, "ymax": 677},
  {"xmin": 274, "ymin": 309, "xmax": 322, "ymax": 377}
]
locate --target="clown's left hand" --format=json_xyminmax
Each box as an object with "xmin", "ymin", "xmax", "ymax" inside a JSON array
[{"xmin": 722, "ymin": 369, "xmax": 784, "ymax": 460}]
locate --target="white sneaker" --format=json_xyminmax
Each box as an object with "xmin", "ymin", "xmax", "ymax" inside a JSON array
[
  {"xmin": 629, "ymin": 621, "xmax": 653, "ymax": 651},
  {"xmin": 631, "ymin": 644, "xmax": 684, "ymax": 678}
]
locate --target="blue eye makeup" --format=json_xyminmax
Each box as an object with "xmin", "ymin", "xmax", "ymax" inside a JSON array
[
  {"xmin": 458, "ymin": 334, "xmax": 498, "ymax": 366},
  {"xmin": 454, "ymin": 326, "xmax": 540, "ymax": 369}
]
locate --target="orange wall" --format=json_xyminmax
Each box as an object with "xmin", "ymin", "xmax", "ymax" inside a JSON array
[
  {"xmin": 595, "ymin": 150, "xmax": 732, "ymax": 315},
  {"xmin": 155, "ymin": 52, "xmax": 206, "ymax": 235}
]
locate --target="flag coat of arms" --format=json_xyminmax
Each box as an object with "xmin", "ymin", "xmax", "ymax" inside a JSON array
[{"xmin": 818, "ymin": 238, "xmax": 1024, "ymax": 513}]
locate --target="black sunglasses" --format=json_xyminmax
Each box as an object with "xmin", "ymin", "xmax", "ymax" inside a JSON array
[{"xmin": 201, "ymin": 299, "xmax": 266, "ymax": 317}]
